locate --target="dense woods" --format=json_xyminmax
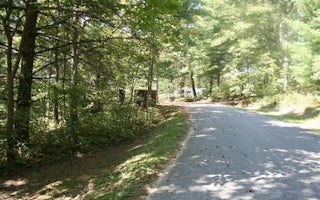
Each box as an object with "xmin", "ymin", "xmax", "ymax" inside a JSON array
[
  {"xmin": 0, "ymin": 0, "xmax": 319, "ymax": 165},
  {"xmin": 0, "ymin": 0, "xmax": 195, "ymax": 165}
]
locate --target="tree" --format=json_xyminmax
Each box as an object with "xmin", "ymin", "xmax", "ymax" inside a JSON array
[
  {"xmin": 1, "ymin": 0, "xmax": 24, "ymax": 162},
  {"xmin": 14, "ymin": 0, "xmax": 39, "ymax": 147},
  {"xmin": 0, "ymin": 0, "xmax": 195, "ymax": 163}
]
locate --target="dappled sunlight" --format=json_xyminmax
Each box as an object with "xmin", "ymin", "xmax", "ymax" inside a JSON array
[
  {"xmin": 150, "ymin": 146, "xmax": 320, "ymax": 199},
  {"xmin": 149, "ymin": 184, "xmax": 186, "ymax": 195},
  {"xmin": 0, "ymin": 179, "xmax": 29, "ymax": 199},
  {"xmin": 190, "ymin": 169, "xmax": 292, "ymax": 196},
  {"xmin": 265, "ymin": 120, "xmax": 300, "ymax": 128},
  {"xmin": 34, "ymin": 181, "xmax": 67, "ymax": 198},
  {"xmin": 128, "ymin": 144, "xmax": 145, "ymax": 152},
  {"xmin": 2, "ymin": 179, "xmax": 28, "ymax": 188},
  {"xmin": 115, "ymin": 153, "xmax": 160, "ymax": 186},
  {"xmin": 0, "ymin": 108, "xmax": 186, "ymax": 200},
  {"xmin": 203, "ymin": 127, "xmax": 217, "ymax": 132},
  {"xmin": 190, "ymin": 181, "xmax": 245, "ymax": 199},
  {"xmin": 189, "ymin": 155, "xmax": 201, "ymax": 160},
  {"xmin": 148, "ymin": 105, "xmax": 320, "ymax": 199},
  {"xmin": 194, "ymin": 134, "xmax": 209, "ymax": 138},
  {"xmin": 208, "ymin": 110, "xmax": 224, "ymax": 114}
]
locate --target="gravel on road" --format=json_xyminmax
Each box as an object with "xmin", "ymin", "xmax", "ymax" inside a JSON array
[{"xmin": 147, "ymin": 104, "xmax": 320, "ymax": 200}]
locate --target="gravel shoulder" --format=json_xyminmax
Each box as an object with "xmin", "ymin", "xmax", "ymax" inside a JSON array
[{"xmin": 147, "ymin": 103, "xmax": 320, "ymax": 200}]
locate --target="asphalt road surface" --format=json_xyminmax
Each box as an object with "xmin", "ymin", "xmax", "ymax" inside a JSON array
[{"xmin": 147, "ymin": 104, "xmax": 320, "ymax": 200}]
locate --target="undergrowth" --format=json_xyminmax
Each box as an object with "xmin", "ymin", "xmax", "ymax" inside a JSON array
[
  {"xmin": 0, "ymin": 105, "xmax": 165, "ymax": 169},
  {"xmin": 0, "ymin": 106, "xmax": 188, "ymax": 200},
  {"xmin": 84, "ymin": 106, "xmax": 188, "ymax": 200}
]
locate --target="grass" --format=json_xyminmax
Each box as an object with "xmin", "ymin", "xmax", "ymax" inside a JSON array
[
  {"xmin": 246, "ymin": 93, "xmax": 320, "ymax": 134},
  {"xmin": 0, "ymin": 106, "xmax": 188, "ymax": 200},
  {"xmin": 85, "ymin": 106, "xmax": 188, "ymax": 199}
]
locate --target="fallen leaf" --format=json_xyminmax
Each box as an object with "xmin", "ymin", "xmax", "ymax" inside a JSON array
[{"xmin": 246, "ymin": 188, "xmax": 254, "ymax": 193}]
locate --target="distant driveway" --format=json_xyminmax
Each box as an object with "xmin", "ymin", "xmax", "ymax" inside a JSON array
[{"xmin": 147, "ymin": 104, "xmax": 320, "ymax": 200}]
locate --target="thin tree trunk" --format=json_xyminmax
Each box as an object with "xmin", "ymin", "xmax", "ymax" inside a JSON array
[
  {"xmin": 179, "ymin": 73, "xmax": 185, "ymax": 98},
  {"xmin": 53, "ymin": 49, "xmax": 60, "ymax": 125},
  {"xmin": 217, "ymin": 73, "xmax": 221, "ymax": 88},
  {"xmin": 3, "ymin": 0, "xmax": 24, "ymax": 162},
  {"xmin": 209, "ymin": 74, "xmax": 214, "ymax": 95},
  {"xmin": 147, "ymin": 37, "xmax": 156, "ymax": 107},
  {"xmin": 14, "ymin": 0, "xmax": 38, "ymax": 146},
  {"xmin": 62, "ymin": 45, "xmax": 67, "ymax": 119},
  {"xmin": 190, "ymin": 69, "xmax": 197, "ymax": 98},
  {"xmin": 3, "ymin": 0, "xmax": 15, "ymax": 163},
  {"xmin": 69, "ymin": 13, "xmax": 80, "ymax": 145},
  {"xmin": 5, "ymin": 35, "xmax": 16, "ymax": 163},
  {"xmin": 93, "ymin": 71, "xmax": 103, "ymax": 112},
  {"xmin": 53, "ymin": 0, "xmax": 60, "ymax": 125}
]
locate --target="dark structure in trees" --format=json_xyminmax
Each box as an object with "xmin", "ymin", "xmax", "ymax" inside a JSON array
[{"xmin": 135, "ymin": 90, "xmax": 157, "ymax": 108}]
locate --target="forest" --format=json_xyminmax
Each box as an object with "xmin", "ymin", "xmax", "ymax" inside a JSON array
[{"xmin": 0, "ymin": 0, "xmax": 319, "ymax": 166}]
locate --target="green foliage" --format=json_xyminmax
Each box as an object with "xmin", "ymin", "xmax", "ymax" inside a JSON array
[
  {"xmin": 0, "ymin": 105, "xmax": 165, "ymax": 166},
  {"xmin": 105, "ymin": 106, "xmax": 162, "ymax": 143},
  {"xmin": 211, "ymin": 84, "xmax": 231, "ymax": 101},
  {"xmin": 1, "ymin": 0, "xmax": 192, "ymax": 164},
  {"xmin": 185, "ymin": 0, "xmax": 320, "ymax": 101}
]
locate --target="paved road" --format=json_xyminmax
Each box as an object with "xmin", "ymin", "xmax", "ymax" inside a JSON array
[{"xmin": 147, "ymin": 104, "xmax": 320, "ymax": 200}]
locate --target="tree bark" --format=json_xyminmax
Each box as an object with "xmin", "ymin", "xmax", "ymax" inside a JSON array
[
  {"xmin": 53, "ymin": 49, "xmax": 60, "ymax": 125},
  {"xmin": 147, "ymin": 35, "xmax": 156, "ymax": 107},
  {"xmin": 209, "ymin": 74, "xmax": 214, "ymax": 95},
  {"xmin": 217, "ymin": 73, "xmax": 221, "ymax": 88},
  {"xmin": 69, "ymin": 13, "xmax": 80, "ymax": 145},
  {"xmin": 179, "ymin": 64, "xmax": 185, "ymax": 98},
  {"xmin": 53, "ymin": 0, "xmax": 61, "ymax": 125},
  {"xmin": 14, "ymin": 0, "xmax": 38, "ymax": 146},
  {"xmin": 6, "ymin": 46, "xmax": 16, "ymax": 162},
  {"xmin": 3, "ymin": 0, "xmax": 15, "ymax": 163},
  {"xmin": 3, "ymin": 0, "xmax": 25, "ymax": 162},
  {"xmin": 179, "ymin": 75, "xmax": 185, "ymax": 97},
  {"xmin": 4, "ymin": 24, "xmax": 16, "ymax": 162},
  {"xmin": 190, "ymin": 69, "xmax": 197, "ymax": 98}
]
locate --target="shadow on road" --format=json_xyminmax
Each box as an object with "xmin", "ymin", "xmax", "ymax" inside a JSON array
[{"xmin": 148, "ymin": 104, "xmax": 320, "ymax": 200}]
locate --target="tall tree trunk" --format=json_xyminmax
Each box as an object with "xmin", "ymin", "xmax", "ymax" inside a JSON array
[
  {"xmin": 53, "ymin": 0, "xmax": 60, "ymax": 125},
  {"xmin": 6, "ymin": 45, "xmax": 16, "ymax": 163},
  {"xmin": 4, "ymin": 30, "xmax": 16, "ymax": 163},
  {"xmin": 3, "ymin": 0, "xmax": 16, "ymax": 163},
  {"xmin": 217, "ymin": 73, "xmax": 221, "ymax": 88},
  {"xmin": 53, "ymin": 48, "xmax": 60, "ymax": 125},
  {"xmin": 14, "ymin": 0, "xmax": 38, "ymax": 146},
  {"xmin": 179, "ymin": 75, "xmax": 185, "ymax": 97},
  {"xmin": 3, "ymin": 0, "xmax": 25, "ymax": 163},
  {"xmin": 274, "ymin": 1, "xmax": 290, "ymax": 91},
  {"xmin": 209, "ymin": 74, "xmax": 214, "ymax": 95},
  {"xmin": 179, "ymin": 63, "xmax": 185, "ymax": 98},
  {"xmin": 93, "ymin": 71, "xmax": 103, "ymax": 112},
  {"xmin": 147, "ymin": 62, "xmax": 154, "ymax": 104},
  {"xmin": 69, "ymin": 14, "xmax": 80, "ymax": 145},
  {"xmin": 190, "ymin": 69, "xmax": 197, "ymax": 98},
  {"xmin": 147, "ymin": 36, "xmax": 156, "ymax": 107}
]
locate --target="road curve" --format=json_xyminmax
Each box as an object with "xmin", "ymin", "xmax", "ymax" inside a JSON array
[{"xmin": 147, "ymin": 104, "xmax": 320, "ymax": 200}]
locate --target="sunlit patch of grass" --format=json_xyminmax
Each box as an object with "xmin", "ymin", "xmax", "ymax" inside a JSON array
[
  {"xmin": 263, "ymin": 111, "xmax": 320, "ymax": 134},
  {"xmin": 84, "ymin": 106, "xmax": 188, "ymax": 200},
  {"xmin": 247, "ymin": 93, "xmax": 320, "ymax": 134},
  {"xmin": 115, "ymin": 153, "xmax": 161, "ymax": 185}
]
